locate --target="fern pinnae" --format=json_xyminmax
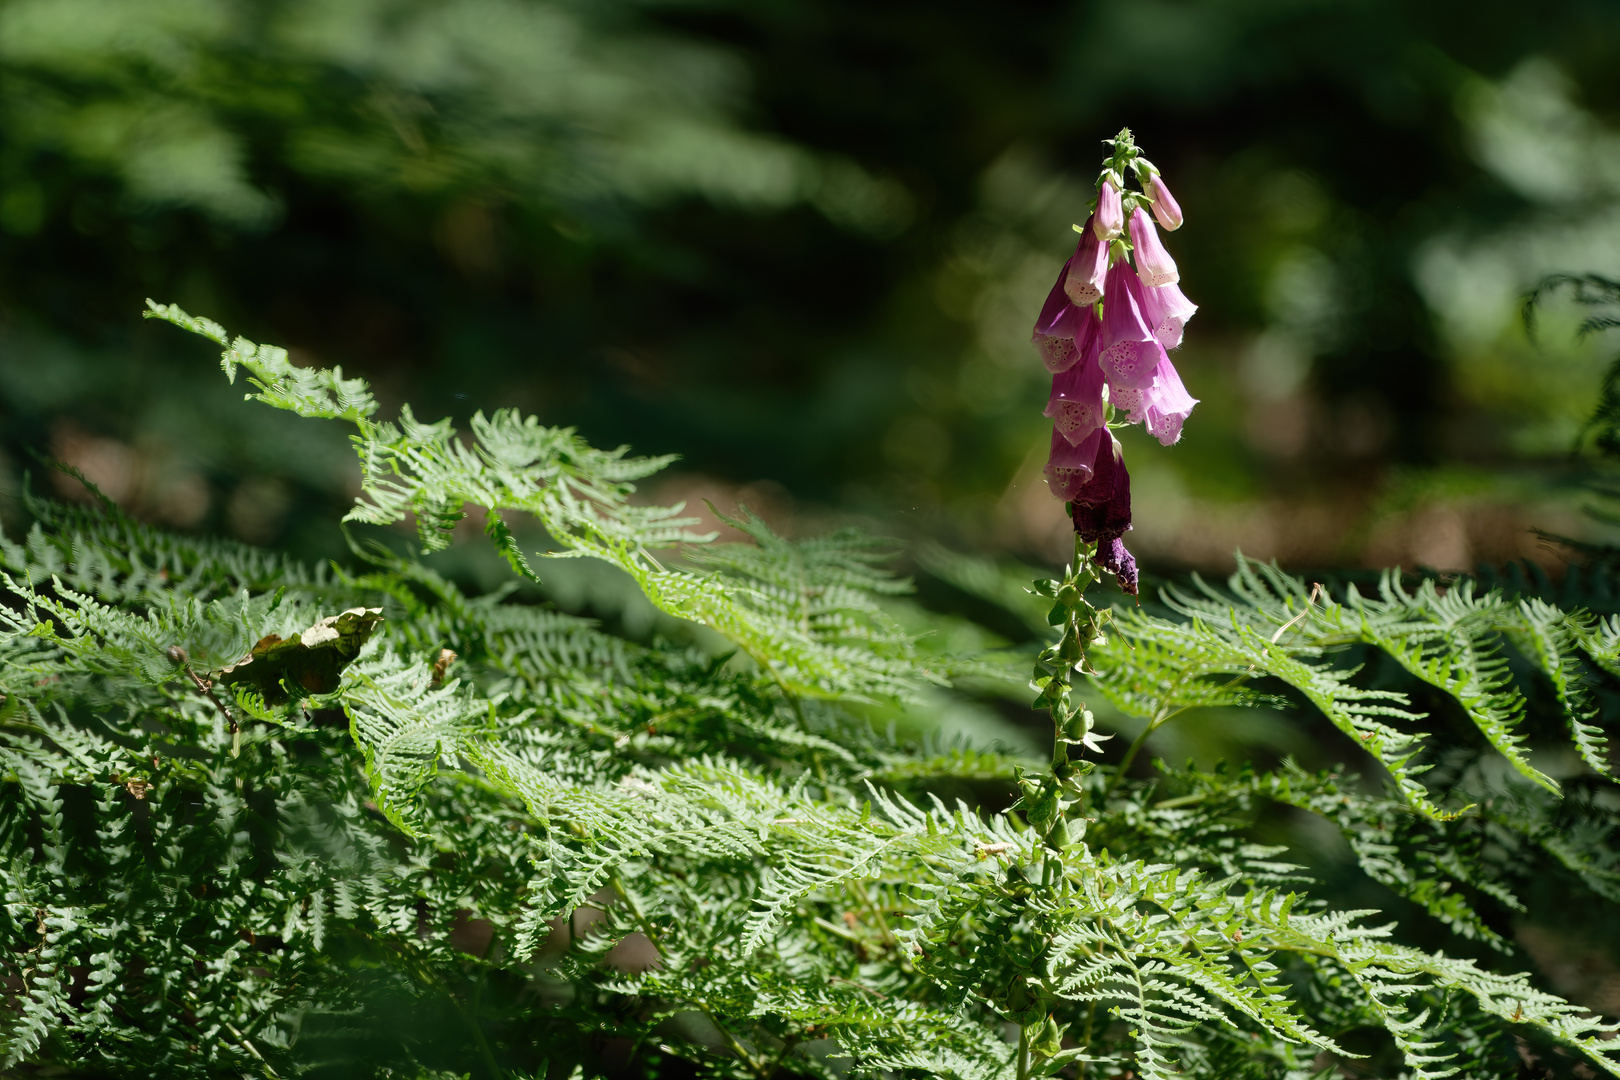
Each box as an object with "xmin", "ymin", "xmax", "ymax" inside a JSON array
[{"xmin": 1, "ymin": 304, "xmax": 1592, "ymax": 1078}]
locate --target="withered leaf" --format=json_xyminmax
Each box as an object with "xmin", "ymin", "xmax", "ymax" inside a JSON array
[
  {"xmin": 430, "ymin": 648, "xmax": 456, "ymax": 688},
  {"xmin": 218, "ymin": 607, "xmax": 384, "ymax": 705}
]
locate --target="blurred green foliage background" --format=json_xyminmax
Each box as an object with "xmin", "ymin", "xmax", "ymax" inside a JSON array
[
  {"xmin": 7, "ymin": 0, "xmax": 1620, "ymax": 1060},
  {"xmin": 3, "ymin": 0, "xmax": 1620, "ymax": 576}
]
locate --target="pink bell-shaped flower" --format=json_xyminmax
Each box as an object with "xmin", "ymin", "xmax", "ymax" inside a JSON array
[
  {"xmin": 1109, "ymin": 355, "xmax": 1197, "ymax": 443},
  {"xmin": 1043, "ymin": 342, "xmax": 1106, "ymax": 446},
  {"xmin": 1137, "ymin": 277, "xmax": 1198, "ymax": 350},
  {"xmin": 1094, "ymin": 177, "xmax": 1124, "ymax": 241},
  {"xmin": 1098, "ymin": 261, "xmax": 1166, "ymax": 389},
  {"xmin": 1043, "ymin": 425, "xmax": 1106, "ymax": 501},
  {"xmin": 1032, "ymin": 257, "xmax": 1085, "ymax": 372},
  {"xmin": 1142, "ymin": 358, "xmax": 1198, "ymax": 446},
  {"xmin": 1064, "ymin": 214, "xmax": 1109, "ymax": 307},
  {"xmin": 1146, "ymin": 173, "xmax": 1182, "ymax": 231},
  {"xmin": 1128, "ymin": 208, "xmax": 1178, "ymax": 288},
  {"xmin": 1111, "ymin": 384, "xmax": 1143, "ymax": 422}
]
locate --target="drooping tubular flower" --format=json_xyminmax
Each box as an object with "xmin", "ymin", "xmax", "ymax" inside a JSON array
[
  {"xmin": 1032, "ymin": 258, "xmax": 1085, "ymax": 373},
  {"xmin": 1128, "ymin": 208, "xmax": 1178, "ymax": 288},
  {"xmin": 1064, "ymin": 215, "xmax": 1109, "ymax": 306},
  {"xmin": 1029, "ymin": 127, "xmax": 1198, "ymax": 593},
  {"xmin": 1042, "ymin": 425, "xmax": 1106, "ymax": 502},
  {"xmin": 1138, "ymin": 279, "xmax": 1198, "ymax": 350},
  {"xmin": 1146, "ymin": 369, "xmax": 1197, "ymax": 445},
  {"xmin": 1116, "ymin": 357, "xmax": 1197, "ymax": 446},
  {"xmin": 1044, "ymin": 329, "xmax": 1106, "ymax": 444},
  {"xmin": 1098, "ymin": 261, "xmax": 1165, "ymax": 389}
]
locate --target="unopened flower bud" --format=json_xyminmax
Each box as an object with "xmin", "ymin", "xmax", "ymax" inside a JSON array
[
  {"xmin": 1045, "ymin": 817, "xmax": 1074, "ymax": 850},
  {"xmin": 1128, "ymin": 208, "xmax": 1178, "ymax": 288},
  {"xmin": 1057, "ymin": 628, "xmax": 1083, "ymax": 663},
  {"xmin": 1146, "ymin": 173, "xmax": 1183, "ymax": 231},
  {"xmin": 1093, "ymin": 177, "xmax": 1124, "ymax": 241},
  {"xmin": 1063, "ymin": 708, "xmax": 1095, "ymax": 742},
  {"xmin": 1033, "ymin": 1017, "xmax": 1065, "ymax": 1056},
  {"xmin": 1027, "ymin": 785, "xmax": 1061, "ymax": 833}
]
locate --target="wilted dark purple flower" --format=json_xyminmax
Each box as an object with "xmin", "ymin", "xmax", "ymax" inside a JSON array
[
  {"xmin": 1128, "ymin": 208, "xmax": 1178, "ymax": 288},
  {"xmin": 1069, "ymin": 430, "xmax": 1131, "ymax": 541},
  {"xmin": 1146, "ymin": 173, "xmax": 1182, "ymax": 231},
  {"xmin": 1096, "ymin": 537, "xmax": 1139, "ymax": 595},
  {"xmin": 1098, "ymin": 262, "xmax": 1166, "ymax": 389},
  {"xmin": 1064, "ymin": 214, "xmax": 1109, "ymax": 307},
  {"xmin": 1137, "ymin": 277, "xmax": 1198, "ymax": 350},
  {"xmin": 1094, "ymin": 177, "xmax": 1124, "ymax": 241},
  {"xmin": 1044, "ymin": 338, "xmax": 1106, "ymax": 445},
  {"xmin": 1043, "ymin": 425, "xmax": 1105, "ymax": 501},
  {"xmin": 1066, "ymin": 430, "xmax": 1138, "ymax": 594}
]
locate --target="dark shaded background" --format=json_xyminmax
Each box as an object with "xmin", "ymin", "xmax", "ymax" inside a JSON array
[
  {"xmin": 2, "ymin": 0, "xmax": 1619, "ymax": 572},
  {"xmin": 5, "ymin": 0, "xmax": 1620, "ymax": 1061}
]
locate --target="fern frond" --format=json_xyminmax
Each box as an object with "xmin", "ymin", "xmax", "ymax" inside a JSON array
[
  {"xmin": 150, "ymin": 305, "xmax": 947, "ymax": 703},
  {"xmin": 1099, "ymin": 556, "xmax": 1619, "ymax": 820}
]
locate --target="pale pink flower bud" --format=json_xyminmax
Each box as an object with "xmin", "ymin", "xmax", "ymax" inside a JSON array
[
  {"xmin": 1093, "ymin": 178, "xmax": 1124, "ymax": 241},
  {"xmin": 1098, "ymin": 260, "xmax": 1166, "ymax": 389},
  {"xmin": 1064, "ymin": 215, "xmax": 1109, "ymax": 306},
  {"xmin": 1146, "ymin": 174, "xmax": 1182, "ymax": 231},
  {"xmin": 1137, "ymin": 277, "xmax": 1198, "ymax": 350},
  {"xmin": 1043, "ymin": 331, "xmax": 1106, "ymax": 445},
  {"xmin": 1128, "ymin": 208, "xmax": 1178, "ymax": 288}
]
